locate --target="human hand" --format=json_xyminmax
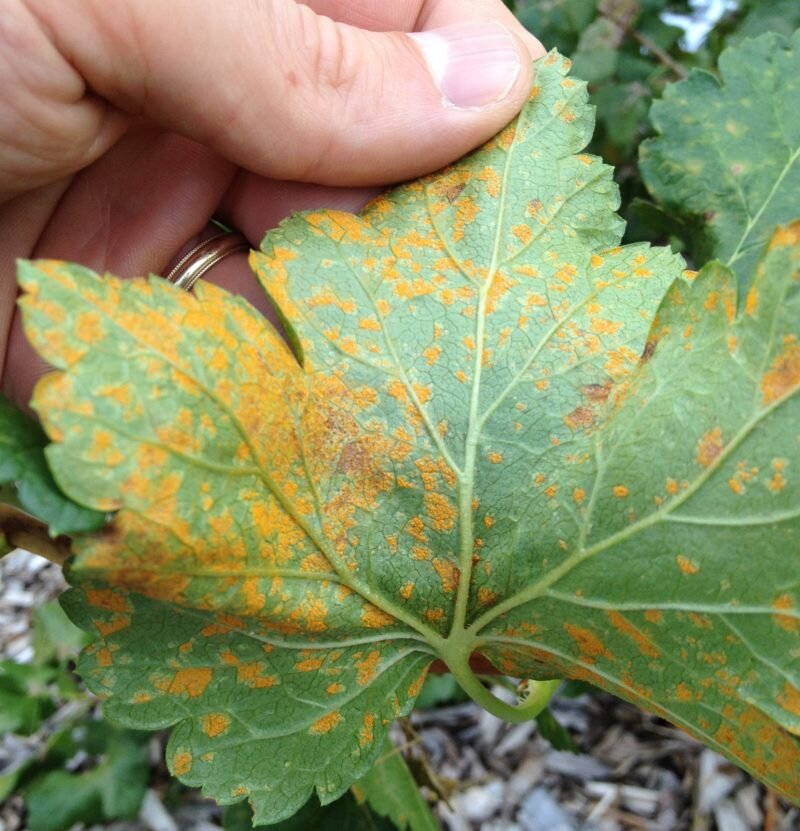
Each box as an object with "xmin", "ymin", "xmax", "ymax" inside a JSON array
[{"xmin": 0, "ymin": 0, "xmax": 544, "ymax": 410}]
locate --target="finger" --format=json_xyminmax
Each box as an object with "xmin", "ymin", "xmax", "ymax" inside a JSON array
[
  {"xmin": 1, "ymin": 128, "xmax": 235, "ymax": 410},
  {"xmin": 28, "ymin": 0, "xmax": 542, "ymax": 186},
  {"xmin": 0, "ymin": 1, "xmax": 128, "ymax": 202},
  {"xmin": 218, "ymin": 171, "xmax": 381, "ymax": 247},
  {"xmin": 304, "ymin": 0, "xmax": 543, "ymax": 60}
]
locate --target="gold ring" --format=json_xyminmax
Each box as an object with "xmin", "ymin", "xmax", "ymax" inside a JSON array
[{"xmin": 164, "ymin": 231, "xmax": 250, "ymax": 291}]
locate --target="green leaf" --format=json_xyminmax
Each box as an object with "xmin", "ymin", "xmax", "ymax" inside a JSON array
[
  {"xmin": 225, "ymin": 791, "xmax": 398, "ymax": 831},
  {"xmin": 353, "ymin": 738, "xmax": 440, "ymax": 831},
  {"xmin": 641, "ymin": 30, "xmax": 800, "ymax": 284},
  {"xmin": 0, "ymin": 393, "xmax": 105, "ymax": 536},
  {"xmin": 32, "ymin": 599, "xmax": 91, "ymax": 667},
  {"xmin": 17, "ymin": 48, "xmax": 800, "ymax": 817},
  {"xmin": 23, "ymin": 726, "xmax": 149, "ymax": 831},
  {"xmin": 517, "ymin": 0, "xmax": 598, "ymax": 54},
  {"xmin": 0, "ymin": 660, "xmax": 56, "ymax": 734},
  {"xmin": 535, "ymin": 706, "xmax": 578, "ymax": 753},
  {"xmin": 727, "ymin": 0, "xmax": 800, "ymax": 46},
  {"xmin": 414, "ymin": 673, "xmax": 467, "ymax": 709}
]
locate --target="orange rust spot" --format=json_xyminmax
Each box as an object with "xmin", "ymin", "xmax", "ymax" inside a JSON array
[
  {"xmin": 545, "ymin": 485, "xmax": 558, "ymax": 499},
  {"xmin": 676, "ymin": 555, "xmax": 699, "ymax": 575},
  {"xmin": 728, "ymin": 477, "xmax": 744, "ymax": 495},
  {"xmin": 95, "ymin": 616, "xmax": 130, "ymax": 637},
  {"xmin": 355, "ymin": 651, "xmax": 380, "ymax": 686},
  {"xmin": 455, "ymin": 369, "xmax": 468, "ymax": 384},
  {"xmin": 432, "ymin": 558, "xmax": 460, "ymax": 594},
  {"xmin": 591, "ymin": 318, "xmax": 622, "ymax": 335},
  {"xmin": 425, "ymin": 492, "xmax": 456, "ymax": 532},
  {"xmin": 157, "ymin": 668, "xmax": 212, "ymax": 698},
  {"xmin": 512, "ymin": 224, "xmax": 533, "ymax": 244},
  {"xmin": 399, "ymin": 583, "xmax": 414, "ymax": 600},
  {"xmin": 696, "ymin": 427, "xmax": 724, "ymax": 468},
  {"xmin": 644, "ymin": 610, "xmax": 663, "ymax": 624},
  {"xmin": 310, "ymin": 711, "xmax": 342, "ymax": 734},
  {"xmin": 172, "ymin": 751, "xmax": 192, "ymax": 776},
  {"xmin": 133, "ymin": 692, "xmax": 152, "ymax": 704},
  {"xmin": 478, "ymin": 586, "xmax": 498, "ymax": 605},
  {"xmin": 487, "ymin": 452, "xmax": 503, "ymax": 464},
  {"xmin": 411, "ymin": 544, "xmax": 431, "ymax": 561},
  {"xmin": 408, "ymin": 671, "xmax": 427, "ymax": 699},
  {"xmin": 612, "ymin": 485, "xmax": 629, "ymax": 498},
  {"xmin": 772, "ymin": 594, "xmax": 798, "ymax": 633},
  {"xmin": 201, "ymin": 713, "xmax": 230, "ymax": 737},
  {"xmin": 326, "ymin": 682, "xmax": 344, "ymax": 695},
  {"xmin": 767, "ymin": 461, "xmax": 787, "ymax": 494},
  {"xmin": 745, "ymin": 286, "xmax": 759, "ymax": 316},
  {"xmin": 535, "ymin": 379, "xmax": 549, "ymax": 391},
  {"xmin": 573, "ymin": 487, "xmax": 586, "ymax": 505},
  {"xmin": 96, "ymin": 647, "xmax": 113, "ymax": 667},
  {"xmin": 665, "ymin": 478, "xmax": 679, "ymax": 496},
  {"xmin": 295, "ymin": 658, "xmax": 323, "ymax": 672},
  {"xmin": 425, "ymin": 608, "xmax": 445, "ymax": 623},
  {"xmin": 362, "ymin": 605, "xmax": 395, "ymax": 629},
  {"xmin": 769, "ymin": 222, "xmax": 800, "ymax": 249},
  {"xmin": 689, "ymin": 612, "xmax": 712, "ymax": 630},
  {"xmin": 387, "ymin": 380, "xmax": 407, "ymax": 402},
  {"xmin": 777, "ymin": 683, "xmax": 800, "ymax": 720},
  {"xmin": 407, "ymin": 516, "xmax": 427, "ymax": 542},
  {"xmin": 675, "ymin": 682, "xmax": 693, "ymax": 702},
  {"xmin": 85, "ymin": 589, "xmax": 130, "ymax": 614},
  {"xmin": 606, "ymin": 611, "xmax": 661, "ymax": 659},
  {"xmin": 564, "ymin": 623, "xmax": 613, "ymax": 664},
  {"xmin": 423, "ymin": 344, "xmax": 442, "ymax": 366},
  {"xmin": 359, "ymin": 712, "xmax": 375, "ymax": 747},
  {"xmin": 761, "ymin": 341, "xmax": 800, "ymax": 405},
  {"xmin": 412, "ymin": 382, "xmax": 432, "ymax": 404}
]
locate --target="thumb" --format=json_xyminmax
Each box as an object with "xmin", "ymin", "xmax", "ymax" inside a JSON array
[{"xmin": 28, "ymin": 0, "xmax": 542, "ymax": 186}]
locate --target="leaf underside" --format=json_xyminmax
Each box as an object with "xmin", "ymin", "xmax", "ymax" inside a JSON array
[
  {"xmin": 641, "ymin": 30, "xmax": 800, "ymax": 284},
  {"xmin": 18, "ymin": 50, "xmax": 800, "ymax": 818}
]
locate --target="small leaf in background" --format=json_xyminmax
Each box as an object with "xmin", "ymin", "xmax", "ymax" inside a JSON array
[
  {"xmin": 414, "ymin": 674, "xmax": 468, "ymax": 710},
  {"xmin": 641, "ymin": 30, "xmax": 800, "ymax": 283},
  {"xmin": 0, "ymin": 394, "xmax": 105, "ymax": 536},
  {"xmin": 0, "ymin": 661, "xmax": 56, "ymax": 734},
  {"xmin": 535, "ymin": 707, "xmax": 578, "ymax": 754},
  {"xmin": 23, "ymin": 726, "xmax": 149, "ymax": 831},
  {"xmin": 32, "ymin": 599, "xmax": 91, "ymax": 668},
  {"xmin": 353, "ymin": 738, "xmax": 440, "ymax": 831},
  {"xmin": 725, "ymin": 0, "xmax": 800, "ymax": 47},
  {"xmin": 224, "ymin": 791, "xmax": 397, "ymax": 831},
  {"xmin": 17, "ymin": 46, "xmax": 800, "ymax": 816}
]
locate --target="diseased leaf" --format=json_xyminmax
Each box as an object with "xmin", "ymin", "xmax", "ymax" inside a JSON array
[
  {"xmin": 353, "ymin": 738, "xmax": 440, "ymax": 831},
  {"xmin": 0, "ymin": 393, "xmax": 105, "ymax": 536},
  {"xmin": 641, "ymin": 30, "xmax": 800, "ymax": 283},
  {"xmin": 17, "ymin": 49, "xmax": 800, "ymax": 817}
]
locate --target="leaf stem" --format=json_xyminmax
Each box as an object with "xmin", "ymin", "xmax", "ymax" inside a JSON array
[
  {"xmin": 446, "ymin": 653, "xmax": 559, "ymax": 723},
  {"xmin": 0, "ymin": 504, "xmax": 71, "ymax": 565}
]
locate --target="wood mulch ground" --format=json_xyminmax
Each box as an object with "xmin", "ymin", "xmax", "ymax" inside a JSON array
[{"xmin": 1, "ymin": 550, "xmax": 797, "ymax": 831}]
